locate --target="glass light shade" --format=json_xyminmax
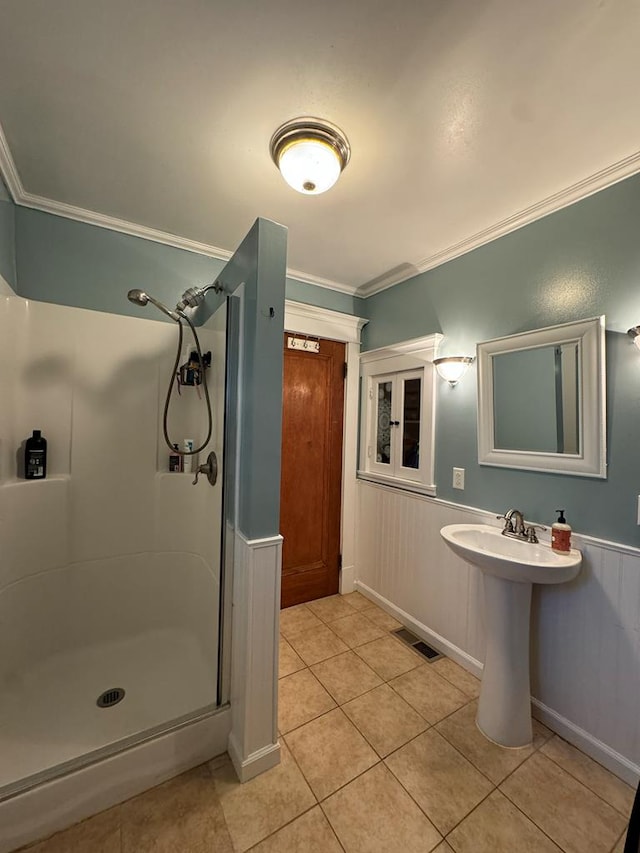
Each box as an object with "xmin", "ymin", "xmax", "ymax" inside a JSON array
[
  {"xmin": 433, "ymin": 356, "xmax": 474, "ymax": 386},
  {"xmin": 277, "ymin": 138, "xmax": 342, "ymax": 195},
  {"xmin": 628, "ymin": 326, "xmax": 640, "ymax": 350}
]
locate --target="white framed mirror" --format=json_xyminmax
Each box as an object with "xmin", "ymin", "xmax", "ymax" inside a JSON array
[{"xmin": 477, "ymin": 316, "xmax": 606, "ymax": 477}]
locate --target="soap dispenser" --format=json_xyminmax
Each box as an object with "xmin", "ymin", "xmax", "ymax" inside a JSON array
[{"xmin": 551, "ymin": 509, "xmax": 572, "ymax": 552}]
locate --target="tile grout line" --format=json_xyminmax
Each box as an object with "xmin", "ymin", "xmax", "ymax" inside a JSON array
[
  {"xmin": 285, "ymin": 604, "xmax": 632, "ymax": 815},
  {"xmin": 283, "ymin": 629, "xmax": 423, "ymax": 679},
  {"xmin": 380, "ymin": 726, "xmax": 494, "ymax": 842},
  {"xmin": 282, "ymin": 601, "xmax": 628, "ymax": 852},
  {"xmin": 419, "ymin": 719, "xmax": 569, "ymax": 848},
  {"xmin": 538, "ymin": 742, "xmax": 634, "ymax": 820},
  {"xmin": 320, "ymin": 671, "xmax": 486, "ymax": 841},
  {"xmin": 442, "ymin": 784, "xmax": 566, "ymax": 853},
  {"xmin": 611, "ymin": 827, "xmax": 627, "ymax": 853},
  {"xmin": 498, "ymin": 743, "xmax": 630, "ymax": 820},
  {"xmin": 372, "ymin": 682, "xmax": 571, "ymax": 847},
  {"xmin": 384, "ymin": 670, "xmax": 474, "ymax": 727},
  {"xmin": 280, "ymin": 646, "xmax": 449, "ymax": 841},
  {"xmin": 494, "ymin": 752, "xmax": 608, "ymax": 853},
  {"xmin": 213, "ymin": 744, "xmax": 321, "ymax": 853},
  {"xmin": 281, "ymin": 636, "xmax": 457, "ymax": 736},
  {"xmin": 244, "ymin": 605, "xmax": 379, "ymax": 853},
  {"xmin": 243, "ymin": 802, "xmax": 346, "ymax": 853},
  {"xmin": 281, "ymin": 703, "xmax": 388, "ymax": 846}
]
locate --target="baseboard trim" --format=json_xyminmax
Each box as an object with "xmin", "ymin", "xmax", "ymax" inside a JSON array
[
  {"xmin": 531, "ymin": 699, "xmax": 640, "ymax": 787},
  {"xmin": 228, "ymin": 734, "xmax": 281, "ymax": 783},
  {"xmin": 355, "ymin": 580, "xmax": 639, "ymax": 786},
  {"xmin": 340, "ymin": 563, "xmax": 356, "ymax": 594},
  {"xmin": 355, "ymin": 581, "xmax": 484, "ymax": 677}
]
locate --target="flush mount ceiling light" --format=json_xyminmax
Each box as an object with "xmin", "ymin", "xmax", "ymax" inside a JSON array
[
  {"xmin": 270, "ymin": 117, "xmax": 351, "ymax": 195},
  {"xmin": 433, "ymin": 356, "xmax": 475, "ymax": 387},
  {"xmin": 628, "ymin": 326, "xmax": 640, "ymax": 349}
]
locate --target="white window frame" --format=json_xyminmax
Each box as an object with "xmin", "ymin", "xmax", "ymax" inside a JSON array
[
  {"xmin": 359, "ymin": 334, "xmax": 442, "ymax": 496},
  {"xmin": 368, "ymin": 369, "xmax": 424, "ymax": 479}
]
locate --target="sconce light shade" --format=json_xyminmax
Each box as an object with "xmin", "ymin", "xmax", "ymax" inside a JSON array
[
  {"xmin": 270, "ymin": 117, "xmax": 350, "ymax": 195},
  {"xmin": 628, "ymin": 326, "xmax": 640, "ymax": 350},
  {"xmin": 433, "ymin": 356, "xmax": 474, "ymax": 386}
]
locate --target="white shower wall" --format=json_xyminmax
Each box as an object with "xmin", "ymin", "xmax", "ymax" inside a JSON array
[{"xmin": 0, "ymin": 280, "xmax": 226, "ymax": 794}]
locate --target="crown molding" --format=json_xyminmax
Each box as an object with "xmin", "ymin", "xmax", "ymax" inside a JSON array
[
  {"xmin": 3, "ymin": 114, "xmax": 640, "ymax": 302},
  {"xmin": 355, "ymin": 263, "xmax": 421, "ymax": 298},
  {"xmin": 0, "ymin": 125, "xmax": 234, "ymax": 260},
  {"xmin": 284, "ymin": 299, "xmax": 367, "ymax": 343},
  {"xmin": 360, "ymin": 333, "xmax": 443, "ymax": 365},
  {"xmin": 285, "ymin": 267, "xmax": 359, "ymax": 295},
  {"xmin": 20, "ymin": 190, "xmax": 238, "ymax": 262},
  {"xmin": 0, "ymin": 119, "xmax": 356, "ymax": 295},
  {"xmin": 356, "ymin": 149, "xmax": 640, "ymax": 298},
  {"xmin": 23, "ymin": 190, "xmax": 358, "ymax": 293}
]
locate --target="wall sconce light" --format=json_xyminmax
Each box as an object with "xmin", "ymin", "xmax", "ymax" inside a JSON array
[
  {"xmin": 628, "ymin": 326, "xmax": 640, "ymax": 350},
  {"xmin": 270, "ymin": 117, "xmax": 351, "ymax": 195},
  {"xmin": 433, "ymin": 356, "xmax": 474, "ymax": 387}
]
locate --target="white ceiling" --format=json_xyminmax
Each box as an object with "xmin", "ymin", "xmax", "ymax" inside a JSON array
[{"xmin": 0, "ymin": 0, "xmax": 639, "ymax": 295}]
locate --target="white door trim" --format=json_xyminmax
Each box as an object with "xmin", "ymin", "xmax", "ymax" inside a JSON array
[{"xmin": 284, "ymin": 301, "xmax": 368, "ymax": 593}]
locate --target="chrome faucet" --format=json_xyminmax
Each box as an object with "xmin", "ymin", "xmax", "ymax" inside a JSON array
[
  {"xmin": 497, "ymin": 509, "xmax": 546, "ymax": 543},
  {"xmin": 501, "ymin": 508, "xmax": 525, "ymax": 536}
]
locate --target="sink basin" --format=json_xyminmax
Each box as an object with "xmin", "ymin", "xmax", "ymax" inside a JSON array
[
  {"xmin": 440, "ymin": 522, "xmax": 582, "ymax": 748},
  {"xmin": 440, "ymin": 523, "xmax": 581, "ymax": 584}
]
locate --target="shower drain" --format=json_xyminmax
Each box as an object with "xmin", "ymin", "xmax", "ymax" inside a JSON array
[{"xmin": 96, "ymin": 687, "xmax": 125, "ymax": 708}]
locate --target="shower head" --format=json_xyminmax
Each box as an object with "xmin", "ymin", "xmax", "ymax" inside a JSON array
[
  {"xmin": 127, "ymin": 289, "xmax": 181, "ymax": 322},
  {"xmin": 127, "ymin": 288, "xmax": 149, "ymax": 306}
]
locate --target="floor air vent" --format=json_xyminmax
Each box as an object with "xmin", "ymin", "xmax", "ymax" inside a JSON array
[
  {"xmin": 96, "ymin": 687, "xmax": 125, "ymax": 708},
  {"xmin": 392, "ymin": 628, "xmax": 442, "ymax": 662}
]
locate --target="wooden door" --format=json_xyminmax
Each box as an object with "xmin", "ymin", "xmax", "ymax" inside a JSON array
[{"xmin": 280, "ymin": 334, "xmax": 345, "ymax": 608}]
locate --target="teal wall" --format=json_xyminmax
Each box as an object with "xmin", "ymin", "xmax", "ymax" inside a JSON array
[
  {"xmin": 0, "ymin": 177, "xmax": 16, "ymax": 289},
  {"xmin": 285, "ymin": 277, "xmax": 365, "ymax": 317},
  {"xmin": 15, "ymin": 208, "xmax": 227, "ymax": 321},
  {"xmin": 213, "ymin": 218, "xmax": 287, "ymax": 539},
  {"xmin": 363, "ymin": 172, "xmax": 640, "ymax": 546},
  {"xmin": 10, "ymin": 166, "xmax": 640, "ymax": 544},
  {"xmin": 12, "ymin": 206, "xmax": 361, "ymax": 321}
]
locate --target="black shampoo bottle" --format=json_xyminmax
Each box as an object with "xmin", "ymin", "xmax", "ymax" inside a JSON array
[{"xmin": 25, "ymin": 430, "xmax": 47, "ymax": 479}]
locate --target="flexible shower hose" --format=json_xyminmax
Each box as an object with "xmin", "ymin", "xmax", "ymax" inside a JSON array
[{"xmin": 162, "ymin": 311, "xmax": 213, "ymax": 456}]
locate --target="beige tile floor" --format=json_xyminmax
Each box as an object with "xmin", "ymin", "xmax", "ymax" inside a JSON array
[{"xmin": 19, "ymin": 592, "xmax": 635, "ymax": 853}]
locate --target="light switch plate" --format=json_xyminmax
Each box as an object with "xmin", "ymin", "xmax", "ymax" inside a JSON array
[{"xmin": 453, "ymin": 467, "xmax": 465, "ymax": 490}]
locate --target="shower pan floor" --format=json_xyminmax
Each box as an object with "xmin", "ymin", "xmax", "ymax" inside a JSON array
[{"xmin": 0, "ymin": 627, "xmax": 217, "ymax": 793}]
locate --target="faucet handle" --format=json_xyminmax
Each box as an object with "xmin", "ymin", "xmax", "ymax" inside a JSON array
[
  {"xmin": 525, "ymin": 524, "xmax": 546, "ymax": 544},
  {"xmin": 496, "ymin": 514, "xmax": 514, "ymax": 533},
  {"xmin": 191, "ymin": 451, "xmax": 218, "ymax": 487}
]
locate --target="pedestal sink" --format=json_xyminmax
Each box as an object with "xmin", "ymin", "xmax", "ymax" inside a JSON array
[{"xmin": 440, "ymin": 523, "xmax": 581, "ymax": 748}]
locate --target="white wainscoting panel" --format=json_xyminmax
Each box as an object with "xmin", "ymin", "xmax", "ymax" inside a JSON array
[
  {"xmin": 356, "ymin": 480, "xmax": 640, "ymax": 785},
  {"xmin": 229, "ymin": 532, "xmax": 282, "ymax": 782}
]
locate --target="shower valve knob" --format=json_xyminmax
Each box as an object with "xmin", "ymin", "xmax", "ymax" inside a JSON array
[{"xmin": 192, "ymin": 451, "xmax": 218, "ymax": 487}]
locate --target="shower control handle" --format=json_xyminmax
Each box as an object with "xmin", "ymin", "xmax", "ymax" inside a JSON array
[{"xmin": 192, "ymin": 451, "xmax": 218, "ymax": 487}]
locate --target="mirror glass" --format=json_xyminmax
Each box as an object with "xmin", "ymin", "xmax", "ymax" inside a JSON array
[
  {"xmin": 492, "ymin": 342, "xmax": 579, "ymax": 454},
  {"xmin": 477, "ymin": 317, "xmax": 606, "ymax": 478}
]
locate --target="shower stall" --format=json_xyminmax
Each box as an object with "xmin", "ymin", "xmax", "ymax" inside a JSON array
[{"xmin": 0, "ymin": 216, "xmax": 287, "ymax": 852}]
